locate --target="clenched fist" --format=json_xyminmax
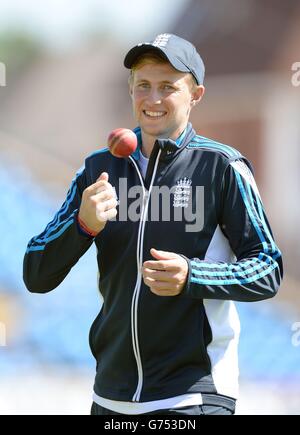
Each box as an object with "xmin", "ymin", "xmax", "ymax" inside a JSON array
[
  {"xmin": 142, "ymin": 248, "xmax": 189, "ymax": 296},
  {"xmin": 78, "ymin": 172, "xmax": 118, "ymax": 235}
]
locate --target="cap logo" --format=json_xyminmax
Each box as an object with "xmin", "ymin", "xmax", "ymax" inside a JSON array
[{"xmin": 152, "ymin": 34, "xmax": 171, "ymax": 48}]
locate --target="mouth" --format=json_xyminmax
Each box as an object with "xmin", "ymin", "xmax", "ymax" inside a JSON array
[{"xmin": 143, "ymin": 110, "xmax": 167, "ymax": 120}]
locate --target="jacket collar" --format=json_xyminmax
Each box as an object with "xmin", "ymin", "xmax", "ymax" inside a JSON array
[{"xmin": 131, "ymin": 123, "xmax": 196, "ymax": 162}]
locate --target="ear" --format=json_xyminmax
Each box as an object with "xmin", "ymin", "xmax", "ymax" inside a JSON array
[
  {"xmin": 128, "ymin": 75, "xmax": 134, "ymax": 97},
  {"xmin": 191, "ymin": 85, "xmax": 205, "ymax": 106}
]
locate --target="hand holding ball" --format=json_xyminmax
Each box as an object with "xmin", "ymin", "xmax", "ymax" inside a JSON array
[{"xmin": 108, "ymin": 128, "xmax": 138, "ymax": 158}]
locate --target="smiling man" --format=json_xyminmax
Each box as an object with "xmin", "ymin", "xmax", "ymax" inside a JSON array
[
  {"xmin": 24, "ymin": 34, "xmax": 283, "ymax": 416},
  {"xmin": 128, "ymin": 53, "xmax": 204, "ymax": 157}
]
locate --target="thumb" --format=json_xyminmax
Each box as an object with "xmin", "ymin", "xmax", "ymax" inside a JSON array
[
  {"xmin": 150, "ymin": 248, "xmax": 178, "ymax": 260},
  {"xmin": 97, "ymin": 172, "xmax": 109, "ymax": 182}
]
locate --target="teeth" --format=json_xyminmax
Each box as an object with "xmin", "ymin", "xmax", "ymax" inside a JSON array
[{"xmin": 145, "ymin": 111, "xmax": 165, "ymax": 117}]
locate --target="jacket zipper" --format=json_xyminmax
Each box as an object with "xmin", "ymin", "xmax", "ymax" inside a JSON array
[{"xmin": 129, "ymin": 150, "xmax": 161, "ymax": 402}]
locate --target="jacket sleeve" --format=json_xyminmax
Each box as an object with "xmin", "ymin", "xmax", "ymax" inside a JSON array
[
  {"xmin": 23, "ymin": 166, "xmax": 94, "ymax": 293},
  {"xmin": 182, "ymin": 159, "xmax": 283, "ymax": 302}
]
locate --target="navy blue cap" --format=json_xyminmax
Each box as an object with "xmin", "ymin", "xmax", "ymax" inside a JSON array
[{"xmin": 124, "ymin": 33, "xmax": 205, "ymax": 85}]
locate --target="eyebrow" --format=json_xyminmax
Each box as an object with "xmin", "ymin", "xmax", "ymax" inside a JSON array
[{"xmin": 135, "ymin": 79, "xmax": 177, "ymax": 85}]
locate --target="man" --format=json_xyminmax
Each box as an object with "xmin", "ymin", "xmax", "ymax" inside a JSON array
[{"xmin": 23, "ymin": 34, "xmax": 283, "ymax": 415}]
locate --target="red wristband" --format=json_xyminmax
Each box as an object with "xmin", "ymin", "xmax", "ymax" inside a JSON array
[{"xmin": 77, "ymin": 214, "xmax": 99, "ymax": 237}]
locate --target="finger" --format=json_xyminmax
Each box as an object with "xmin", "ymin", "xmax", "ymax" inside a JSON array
[
  {"xmin": 145, "ymin": 280, "xmax": 181, "ymax": 296},
  {"xmin": 96, "ymin": 172, "xmax": 109, "ymax": 182},
  {"xmin": 98, "ymin": 198, "xmax": 118, "ymax": 213},
  {"xmin": 150, "ymin": 248, "xmax": 178, "ymax": 261},
  {"xmin": 87, "ymin": 180, "xmax": 114, "ymax": 195},
  {"xmin": 96, "ymin": 205, "xmax": 118, "ymax": 222},
  {"xmin": 143, "ymin": 269, "xmax": 177, "ymax": 283},
  {"xmin": 92, "ymin": 189, "xmax": 115, "ymax": 202},
  {"xmin": 105, "ymin": 208, "xmax": 118, "ymax": 221},
  {"xmin": 144, "ymin": 277, "xmax": 177, "ymax": 291},
  {"xmin": 143, "ymin": 259, "xmax": 180, "ymax": 271}
]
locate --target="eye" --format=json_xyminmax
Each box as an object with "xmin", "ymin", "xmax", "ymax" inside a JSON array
[
  {"xmin": 137, "ymin": 82, "xmax": 150, "ymax": 89},
  {"xmin": 162, "ymin": 84, "xmax": 175, "ymax": 91}
]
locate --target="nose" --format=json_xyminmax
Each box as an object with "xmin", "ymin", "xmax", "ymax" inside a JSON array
[{"xmin": 146, "ymin": 88, "xmax": 162, "ymax": 105}]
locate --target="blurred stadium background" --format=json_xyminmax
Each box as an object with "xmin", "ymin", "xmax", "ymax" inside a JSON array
[{"xmin": 0, "ymin": 0, "xmax": 300, "ymax": 415}]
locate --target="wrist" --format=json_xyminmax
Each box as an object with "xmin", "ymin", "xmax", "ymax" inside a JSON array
[
  {"xmin": 179, "ymin": 254, "xmax": 192, "ymax": 296},
  {"xmin": 77, "ymin": 214, "xmax": 100, "ymax": 238}
]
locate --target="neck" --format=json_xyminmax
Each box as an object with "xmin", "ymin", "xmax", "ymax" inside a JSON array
[
  {"xmin": 140, "ymin": 125, "xmax": 188, "ymax": 158},
  {"xmin": 140, "ymin": 133, "xmax": 156, "ymax": 158}
]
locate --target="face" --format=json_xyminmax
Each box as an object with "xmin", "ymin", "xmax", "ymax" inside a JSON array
[{"xmin": 129, "ymin": 62, "xmax": 204, "ymax": 141}]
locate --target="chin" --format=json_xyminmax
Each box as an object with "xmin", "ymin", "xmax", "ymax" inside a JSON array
[{"xmin": 140, "ymin": 125, "xmax": 168, "ymax": 137}]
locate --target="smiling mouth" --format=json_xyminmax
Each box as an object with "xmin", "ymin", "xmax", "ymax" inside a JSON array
[{"xmin": 143, "ymin": 110, "xmax": 167, "ymax": 119}]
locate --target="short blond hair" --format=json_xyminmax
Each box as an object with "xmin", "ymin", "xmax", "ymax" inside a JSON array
[{"xmin": 129, "ymin": 50, "xmax": 198, "ymax": 90}]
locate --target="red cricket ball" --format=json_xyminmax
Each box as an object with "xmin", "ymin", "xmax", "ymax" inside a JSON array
[{"xmin": 107, "ymin": 128, "xmax": 138, "ymax": 158}]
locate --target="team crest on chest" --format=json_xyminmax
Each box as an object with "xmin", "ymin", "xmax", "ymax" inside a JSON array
[{"xmin": 173, "ymin": 177, "xmax": 192, "ymax": 208}]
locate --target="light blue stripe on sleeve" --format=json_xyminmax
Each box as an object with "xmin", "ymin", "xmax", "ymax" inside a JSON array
[
  {"xmin": 190, "ymin": 168, "xmax": 279, "ymax": 284},
  {"xmin": 35, "ymin": 179, "xmax": 78, "ymax": 243},
  {"xmin": 192, "ymin": 257, "xmax": 271, "ymax": 278},
  {"xmin": 190, "ymin": 137, "xmax": 240, "ymax": 157},
  {"xmin": 26, "ymin": 216, "xmax": 75, "ymax": 253},
  {"xmin": 33, "ymin": 165, "xmax": 85, "ymax": 244},
  {"xmin": 234, "ymin": 170, "xmax": 269, "ymax": 253},
  {"xmin": 246, "ymin": 181, "xmax": 277, "ymax": 255},
  {"xmin": 191, "ymin": 255, "xmax": 263, "ymax": 270},
  {"xmin": 191, "ymin": 262, "xmax": 278, "ymax": 286}
]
